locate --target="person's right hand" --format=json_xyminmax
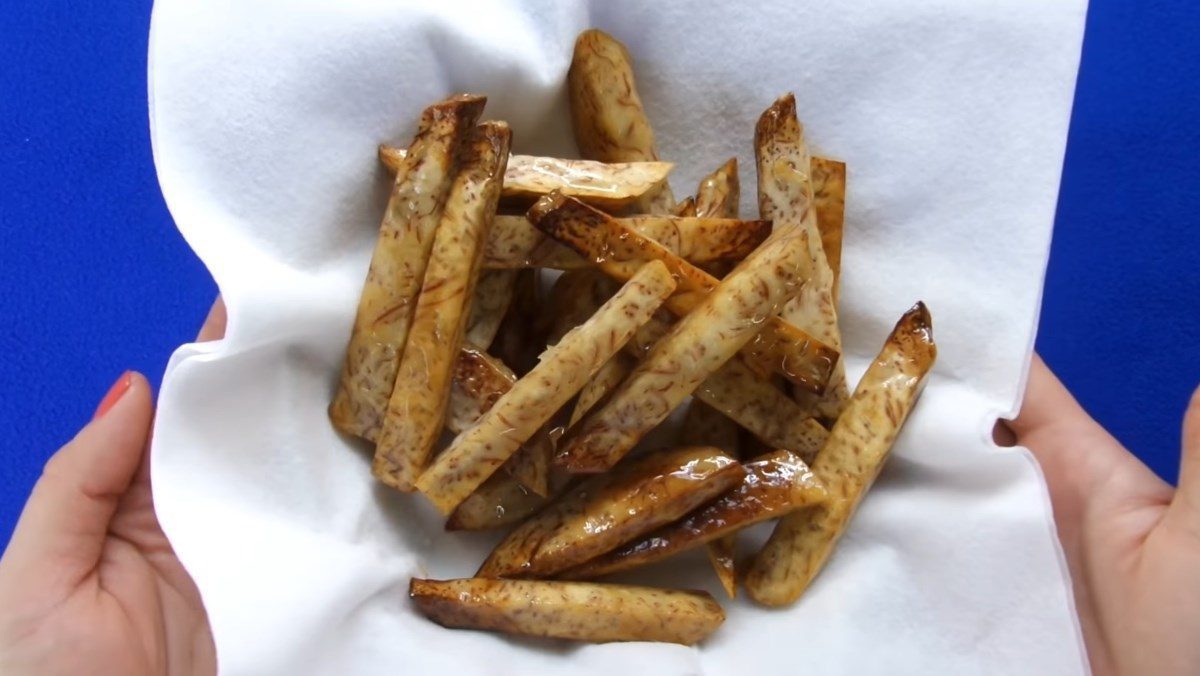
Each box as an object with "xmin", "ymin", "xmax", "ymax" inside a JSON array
[{"xmin": 998, "ymin": 355, "xmax": 1200, "ymax": 675}]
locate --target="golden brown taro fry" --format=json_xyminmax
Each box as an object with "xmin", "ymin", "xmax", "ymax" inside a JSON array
[
  {"xmin": 329, "ymin": 94, "xmax": 485, "ymax": 442},
  {"xmin": 692, "ymin": 158, "xmax": 742, "ymax": 277},
  {"xmin": 680, "ymin": 397, "xmax": 744, "ymax": 599},
  {"xmin": 542, "ymin": 211, "xmax": 832, "ymax": 473},
  {"xmin": 492, "ymin": 268, "xmax": 544, "ymax": 377},
  {"xmin": 695, "ymin": 158, "xmax": 740, "ymax": 219},
  {"xmin": 505, "ymin": 431, "xmax": 554, "ymax": 498},
  {"xmin": 567, "ymin": 29, "xmax": 659, "ymax": 162},
  {"xmin": 445, "ymin": 347, "xmax": 517, "ymax": 436},
  {"xmin": 557, "ymin": 269, "xmax": 807, "ymax": 472},
  {"xmin": 442, "ymin": 347, "xmax": 551, "ymax": 496},
  {"xmin": 671, "ymin": 196, "xmax": 698, "ymax": 217},
  {"xmin": 529, "ymin": 193, "xmax": 837, "ymax": 395},
  {"xmin": 547, "ymin": 269, "xmax": 627, "ymax": 430},
  {"xmin": 446, "ymin": 471, "xmax": 556, "ymax": 532},
  {"xmin": 538, "ymin": 274, "xmax": 626, "ymax": 495},
  {"xmin": 681, "ymin": 389, "xmax": 744, "ymax": 600},
  {"xmin": 569, "ymin": 352, "xmax": 633, "ymax": 428},
  {"xmin": 708, "ymin": 536, "xmax": 738, "ymax": 599},
  {"xmin": 681, "ymin": 400, "xmax": 741, "ymax": 456},
  {"xmin": 414, "ymin": 262, "xmax": 677, "ymax": 513},
  {"xmin": 544, "ymin": 269, "xmax": 611, "ymax": 344},
  {"xmin": 373, "ymin": 122, "xmax": 511, "ymax": 492},
  {"xmin": 479, "ymin": 447, "xmax": 744, "ymax": 579},
  {"xmin": 755, "ymin": 93, "xmax": 849, "ymax": 422},
  {"xmin": 745, "ymin": 303, "xmax": 937, "ymax": 607},
  {"xmin": 409, "ymin": 578, "xmax": 724, "ymax": 645},
  {"xmin": 544, "ymin": 271, "xmax": 623, "ymax": 440},
  {"xmin": 693, "ymin": 355, "xmax": 829, "ymax": 462},
  {"xmin": 483, "ymin": 214, "xmax": 768, "ymax": 270},
  {"xmin": 811, "ymin": 157, "xmax": 846, "ymax": 299},
  {"xmin": 380, "ymin": 145, "xmax": 674, "ymax": 212},
  {"xmin": 567, "ymin": 29, "xmax": 675, "ymax": 214},
  {"xmin": 625, "ymin": 315, "xmax": 827, "ymax": 460},
  {"xmin": 464, "ymin": 269, "xmax": 518, "ymax": 350},
  {"xmin": 565, "ymin": 450, "xmax": 826, "ymax": 580}
]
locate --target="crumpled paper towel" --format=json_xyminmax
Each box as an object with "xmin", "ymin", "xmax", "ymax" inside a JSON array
[{"xmin": 147, "ymin": 0, "xmax": 1090, "ymax": 673}]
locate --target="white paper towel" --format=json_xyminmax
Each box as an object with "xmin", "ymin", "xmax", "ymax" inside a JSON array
[{"xmin": 148, "ymin": 0, "xmax": 1091, "ymax": 673}]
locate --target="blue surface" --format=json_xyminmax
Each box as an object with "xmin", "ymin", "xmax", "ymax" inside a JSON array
[
  {"xmin": 0, "ymin": 0, "xmax": 215, "ymax": 545},
  {"xmin": 1, "ymin": 0, "xmax": 1198, "ymax": 549},
  {"xmin": 1042, "ymin": 0, "xmax": 1200, "ymax": 483}
]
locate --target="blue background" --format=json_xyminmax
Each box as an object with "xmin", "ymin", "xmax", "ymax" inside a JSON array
[{"xmin": 1, "ymin": 1, "xmax": 1197, "ymax": 547}]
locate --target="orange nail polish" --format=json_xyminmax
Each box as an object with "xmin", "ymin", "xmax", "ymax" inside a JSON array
[{"xmin": 94, "ymin": 371, "xmax": 134, "ymax": 419}]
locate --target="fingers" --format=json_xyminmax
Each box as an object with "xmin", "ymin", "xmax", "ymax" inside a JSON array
[
  {"xmin": 1181, "ymin": 384, "xmax": 1200, "ymax": 484},
  {"xmin": 992, "ymin": 419, "xmax": 1016, "ymax": 447},
  {"xmin": 1004, "ymin": 355, "xmax": 1097, "ymax": 515},
  {"xmin": 196, "ymin": 296, "xmax": 227, "ymax": 342},
  {"xmin": 1003, "ymin": 355, "xmax": 1156, "ymax": 516},
  {"xmin": 1167, "ymin": 384, "xmax": 1200, "ymax": 533},
  {"xmin": 0, "ymin": 373, "xmax": 154, "ymax": 594},
  {"xmin": 1008, "ymin": 355, "xmax": 1091, "ymax": 439},
  {"xmin": 991, "ymin": 355, "xmax": 1072, "ymax": 447},
  {"xmin": 1014, "ymin": 355, "xmax": 1171, "ymax": 522}
]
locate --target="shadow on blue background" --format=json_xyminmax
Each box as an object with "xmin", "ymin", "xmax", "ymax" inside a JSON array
[{"xmin": 1, "ymin": 1, "xmax": 1198, "ymax": 547}]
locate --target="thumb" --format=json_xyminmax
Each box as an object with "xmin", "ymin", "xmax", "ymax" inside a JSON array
[
  {"xmin": 1005, "ymin": 355, "xmax": 1102, "ymax": 491},
  {"xmin": 1166, "ymin": 384, "xmax": 1200, "ymax": 535},
  {"xmin": 0, "ymin": 372, "xmax": 153, "ymax": 594},
  {"xmin": 1002, "ymin": 355, "xmax": 1167, "ymax": 538}
]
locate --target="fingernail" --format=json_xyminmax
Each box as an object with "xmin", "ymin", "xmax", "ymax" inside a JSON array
[{"xmin": 94, "ymin": 371, "xmax": 134, "ymax": 419}]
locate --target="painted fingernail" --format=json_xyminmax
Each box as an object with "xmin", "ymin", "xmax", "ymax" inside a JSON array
[{"xmin": 94, "ymin": 371, "xmax": 134, "ymax": 419}]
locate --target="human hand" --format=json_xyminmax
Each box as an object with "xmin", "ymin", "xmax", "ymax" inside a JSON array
[
  {"xmin": 997, "ymin": 355, "xmax": 1200, "ymax": 676},
  {"xmin": 0, "ymin": 299, "xmax": 225, "ymax": 675}
]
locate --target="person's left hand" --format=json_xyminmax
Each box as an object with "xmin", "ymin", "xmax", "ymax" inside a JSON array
[{"xmin": 0, "ymin": 300, "xmax": 225, "ymax": 675}]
